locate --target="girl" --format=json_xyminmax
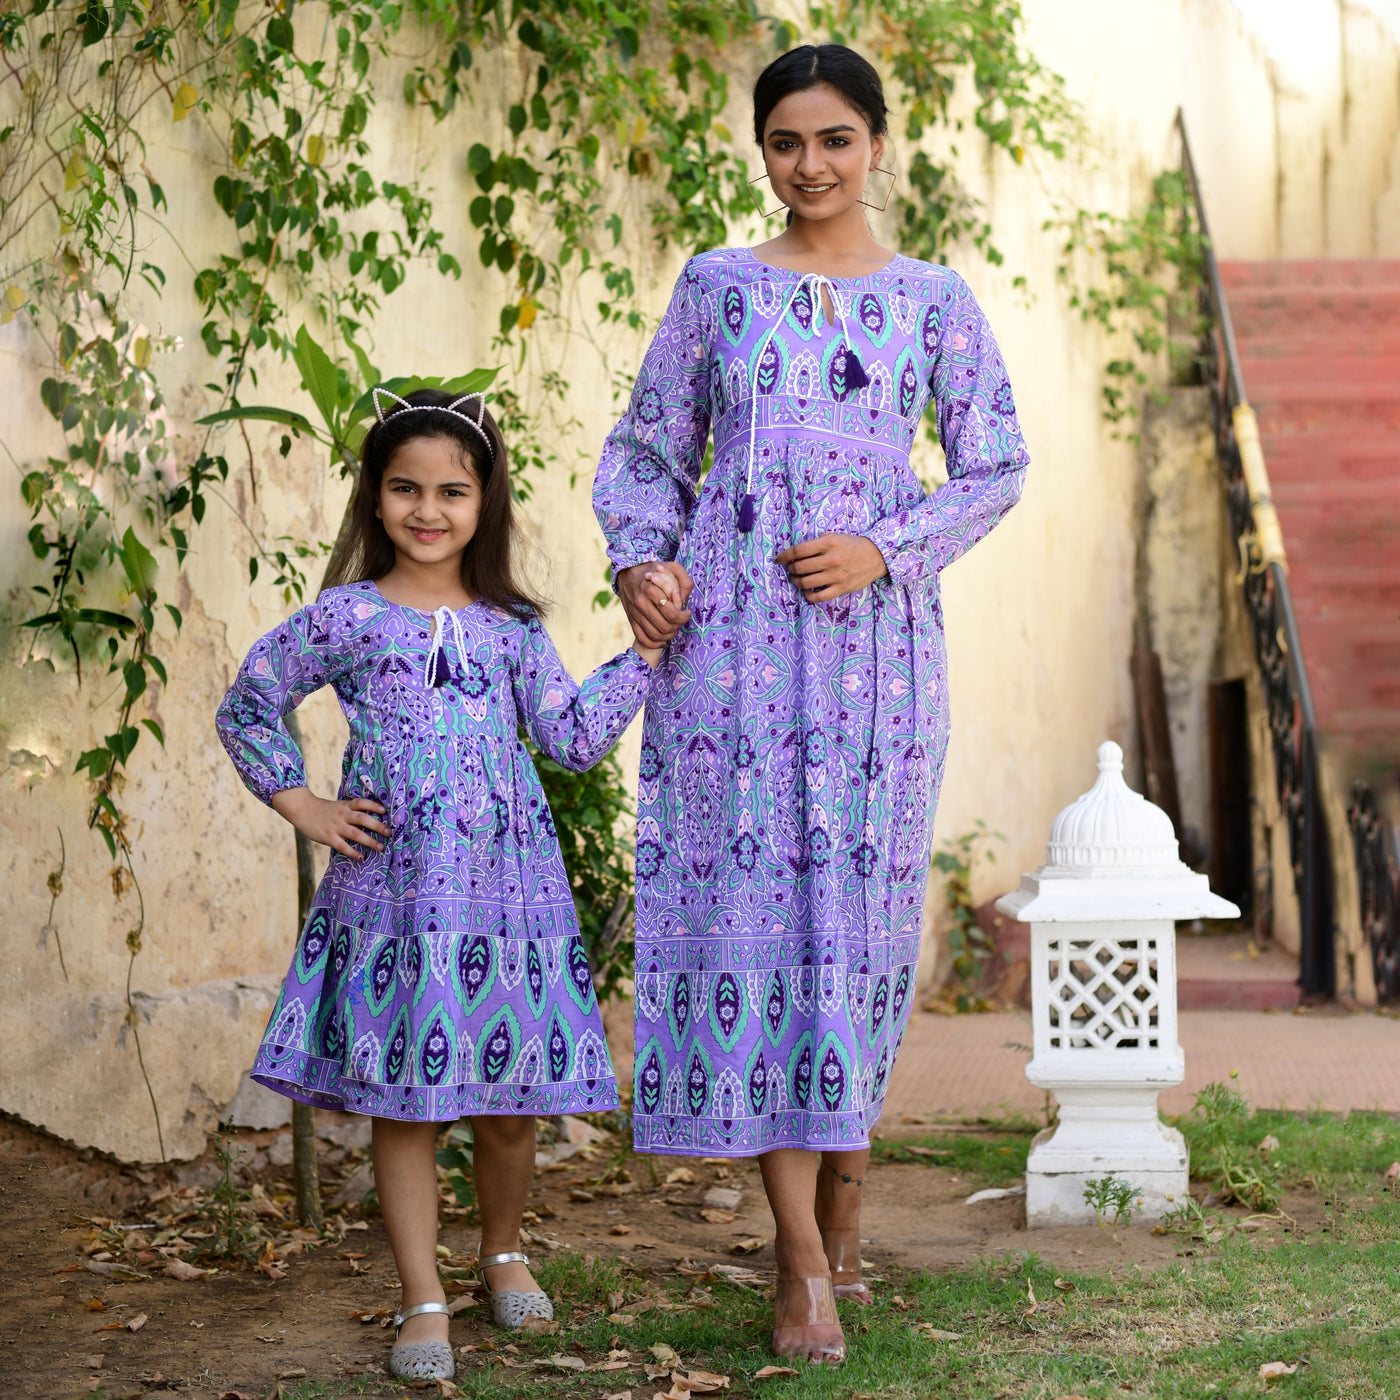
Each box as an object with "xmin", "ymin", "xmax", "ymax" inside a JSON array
[
  {"xmin": 217, "ymin": 387, "xmax": 664, "ymax": 1382},
  {"xmin": 597, "ymin": 45, "xmax": 1029, "ymax": 1365}
]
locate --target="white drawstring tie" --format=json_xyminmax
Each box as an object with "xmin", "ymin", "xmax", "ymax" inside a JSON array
[
  {"xmin": 423, "ymin": 605, "xmax": 468, "ymax": 688},
  {"xmin": 739, "ymin": 271, "xmax": 868, "ymax": 534}
]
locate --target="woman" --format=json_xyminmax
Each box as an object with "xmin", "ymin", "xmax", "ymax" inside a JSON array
[{"xmin": 594, "ymin": 43, "xmax": 1028, "ymax": 1364}]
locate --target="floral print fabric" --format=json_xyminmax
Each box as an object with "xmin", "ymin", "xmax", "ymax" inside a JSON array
[
  {"xmin": 216, "ymin": 580, "xmax": 652, "ymax": 1121},
  {"xmin": 595, "ymin": 249, "xmax": 1028, "ymax": 1155}
]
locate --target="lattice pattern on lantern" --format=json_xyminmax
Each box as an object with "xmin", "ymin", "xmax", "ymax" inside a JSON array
[{"xmin": 1045, "ymin": 935, "xmax": 1160, "ymax": 1050}]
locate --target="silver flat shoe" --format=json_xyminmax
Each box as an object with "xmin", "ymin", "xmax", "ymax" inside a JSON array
[
  {"xmin": 389, "ymin": 1300, "xmax": 455, "ymax": 1380},
  {"xmin": 479, "ymin": 1249, "xmax": 554, "ymax": 1331}
]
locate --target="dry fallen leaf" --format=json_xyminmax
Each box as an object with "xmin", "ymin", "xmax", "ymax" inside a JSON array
[
  {"xmin": 541, "ymin": 1354, "xmax": 587, "ymax": 1371},
  {"xmin": 665, "ymin": 1166, "xmax": 697, "ymax": 1185},
  {"xmin": 86, "ymin": 1355, "xmax": 104, "ymax": 1369},
  {"xmin": 1053, "ymin": 1277, "xmax": 1076, "ymax": 1292},
  {"xmin": 601, "ymin": 1392, "xmax": 633, "ymax": 1400},
  {"xmin": 85, "ymin": 1297, "xmax": 107, "ymax": 1312},
  {"xmin": 699, "ymin": 1208, "xmax": 737, "ymax": 1224},
  {"xmin": 903, "ymin": 1145, "xmax": 952, "ymax": 1157},
  {"xmin": 650, "ymin": 1342, "xmax": 681, "ymax": 1367},
  {"xmin": 753, "ymin": 1365, "xmax": 799, "ymax": 1380},
  {"xmin": 611, "ymin": 1224, "xmax": 633, "ymax": 1235},
  {"xmin": 675, "ymin": 1367, "xmax": 730, "ymax": 1393},
  {"xmin": 729, "ymin": 1236, "xmax": 769, "ymax": 1255},
  {"xmin": 277, "ymin": 1369, "xmax": 307, "ymax": 1380},
  {"xmin": 163, "ymin": 1259, "xmax": 210, "ymax": 1282},
  {"xmin": 591, "ymin": 1360, "xmax": 631, "ymax": 1372},
  {"xmin": 1259, "ymin": 1361, "xmax": 1299, "ymax": 1379},
  {"xmin": 916, "ymin": 1325, "xmax": 963, "ymax": 1342}
]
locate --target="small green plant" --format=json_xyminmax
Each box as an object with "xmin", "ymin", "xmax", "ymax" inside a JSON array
[
  {"xmin": 201, "ymin": 1120, "xmax": 258, "ymax": 1263},
  {"xmin": 532, "ymin": 743, "xmax": 637, "ymax": 1003},
  {"xmin": 1181, "ymin": 1072, "xmax": 1284, "ymax": 1212},
  {"xmin": 435, "ymin": 1124, "xmax": 477, "ymax": 1214},
  {"xmin": 931, "ymin": 820, "xmax": 1005, "ymax": 1010},
  {"xmin": 1084, "ymin": 1174, "xmax": 1139, "ymax": 1237}
]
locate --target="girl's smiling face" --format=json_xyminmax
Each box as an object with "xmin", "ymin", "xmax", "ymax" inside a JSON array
[
  {"xmin": 376, "ymin": 435, "xmax": 483, "ymax": 569},
  {"xmin": 760, "ymin": 81, "xmax": 885, "ymax": 223}
]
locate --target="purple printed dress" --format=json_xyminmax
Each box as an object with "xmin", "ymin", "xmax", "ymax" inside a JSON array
[
  {"xmin": 594, "ymin": 249, "xmax": 1028, "ymax": 1155},
  {"xmin": 216, "ymin": 580, "xmax": 652, "ymax": 1121}
]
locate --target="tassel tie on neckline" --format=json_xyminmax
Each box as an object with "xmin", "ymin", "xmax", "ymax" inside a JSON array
[
  {"xmin": 423, "ymin": 605, "xmax": 469, "ymax": 688},
  {"xmin": 738, "ymin": 271, "xmax": 868, "ymax": 535}
]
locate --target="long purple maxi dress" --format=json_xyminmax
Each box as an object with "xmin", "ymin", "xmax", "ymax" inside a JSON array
[
  {"xmin": 594, "ymin": 248, "xmax": 1029, "ymax": 1156},
  {"xmin": 216, "ymin": 581, "xmax": 652, "ymax": 1121}
]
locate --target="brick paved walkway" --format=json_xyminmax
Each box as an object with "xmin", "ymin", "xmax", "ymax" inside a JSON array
[{"xmin": 882, "ymin": 1008, "xmax": 1400, "ymax": 1122}]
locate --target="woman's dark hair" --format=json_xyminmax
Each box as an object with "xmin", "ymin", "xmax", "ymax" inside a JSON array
[
  {"xmin": 322, "ymin": 388, "xmax": 544, "ymax": 617},
  {"xmin": 752, "ymin": 44, "xmax": 888, "ymax": 145}
]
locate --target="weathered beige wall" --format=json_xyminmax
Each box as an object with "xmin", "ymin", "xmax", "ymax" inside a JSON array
[{"xmin": 4, "ymin": 0, "xmax": 1398, "ymax": 1161}]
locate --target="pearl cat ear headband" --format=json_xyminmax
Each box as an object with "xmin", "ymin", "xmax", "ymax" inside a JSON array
[{"xmin": 371, "ymin": 388, "xmax": 496, "ymax": 464}]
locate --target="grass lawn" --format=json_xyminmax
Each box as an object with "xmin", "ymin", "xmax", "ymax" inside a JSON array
[{"xmin": 280, "ymin": 1098, "xmax": 1400, "ymax": 1400}]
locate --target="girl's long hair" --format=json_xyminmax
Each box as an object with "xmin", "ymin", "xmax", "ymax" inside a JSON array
[{"xmin": 322, "ymin": 388, "xmax": 545, "ymax": 618}]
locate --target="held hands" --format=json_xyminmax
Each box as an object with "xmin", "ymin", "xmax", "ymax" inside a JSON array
[
  {"xmin": 270, "ymin": 786, "xmax": 390, "ymax": 860},
  {"xmin": 777, "ymin": 533, "xmax": 888, "ymax": 603},
  {"xmin": 617, "ymin": 560, "xmax": 694, "ymax": 658}
]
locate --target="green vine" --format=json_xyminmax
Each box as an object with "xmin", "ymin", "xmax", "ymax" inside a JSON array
[{"xmin": 1050, "ymin": 168, "xmax": 1206, "ymax": 431}]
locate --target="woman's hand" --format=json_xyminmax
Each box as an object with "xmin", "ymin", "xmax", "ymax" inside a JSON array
[
  {"xmin": 777, "ymin": 534, "xmax": 888, "ymax": 603},
  {"xmin": 617, "ymin": 561, "xmax": 693, "ymax": 649},
  {"xmin": 270, "ymin": 786, "xmax": 390, "ymax": 860}
]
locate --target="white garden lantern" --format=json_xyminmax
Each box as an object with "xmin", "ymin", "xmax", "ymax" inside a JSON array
[{"xmin": 995, "ymin": 741, "xmax": 1239, "ymax": 1226}]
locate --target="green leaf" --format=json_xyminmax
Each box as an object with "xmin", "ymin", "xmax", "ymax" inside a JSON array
[
  {"xmin": 508, "ymin": 104, "xmax": 527, "ymax": 138},
  {"xmin": 73, "ymin": 608, "xmax": 137, "ymax": 631},
  {"xmin": 147, "ymin": 655, "xmax": 167, "ymax": 686},
  {"xmin": 119, "ymin": 527, "xmax": 158, "ymax": 598},
  {"xmin": 197, "ymin": 405, "xmax": 317, "ymax": 434},
  {"xmin": 291, "ymin": 324, "xmax": 342, "ymax": 436},
  {"xmin": 123, "ymin": 661, "xmax": 147, "ymax": 703},
  {"xmin": 141, "ymin": 717, "xmax": 165, "ymax": 747},
  {"xmin": 165, "ymin": 604, "xmax": 183, "ymax": 631}
]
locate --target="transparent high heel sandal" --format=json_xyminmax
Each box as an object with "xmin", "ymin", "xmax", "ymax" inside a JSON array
[
  {"xmin": 389, "ymin": 1301, "xmax": 455, "ymax": 1380},
  {"xmin": 821, "ymin": 1228, "xmax": 874, "ymax": 1305},
  {"xmin": 771, "ymin": 1276, "xmax": 846, "ymax": 1365}
]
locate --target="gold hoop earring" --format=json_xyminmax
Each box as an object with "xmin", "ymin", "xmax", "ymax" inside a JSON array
[
  {"xmin": 747, "ymin": 172, "xmax": 789, "ymax": 220},
  {"xmin": 858, "ymin": 166, "xmax": 896, "ymax": 213}
]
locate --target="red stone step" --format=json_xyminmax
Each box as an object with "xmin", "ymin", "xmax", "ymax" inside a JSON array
[
  {"xmin": 1221, "ymin": 258, "xmax": 1400, "ymax": 290},
  {"xmin": 1220, "ymin": 258, "xmax": 1400, "ymax": 775}
]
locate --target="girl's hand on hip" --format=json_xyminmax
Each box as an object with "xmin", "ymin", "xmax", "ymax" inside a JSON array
[
  {"xmin": 617, "ymin": 560, "xmax": 693, "ymax": 648},
  {"xmin": 777, "ymin": 534, "xmax": 888, "ymax": 603},
  {"xmin": 270, "ymin": 786, "xmax": 390, "ymax": 859}
]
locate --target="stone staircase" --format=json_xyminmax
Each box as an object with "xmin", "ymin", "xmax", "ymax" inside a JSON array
[{"xmin": 1219, "ymin": 260, "xmax": 1400, "ymax": 777}]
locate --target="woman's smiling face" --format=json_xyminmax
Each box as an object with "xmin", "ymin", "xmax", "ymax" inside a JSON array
[{"xmin": 760, "ymin": 81, "xmax": 885, "ymax": 223}]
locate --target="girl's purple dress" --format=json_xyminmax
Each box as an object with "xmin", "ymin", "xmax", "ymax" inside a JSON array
[
  {"xmin": 594, "ymin": 249, "xmax": 1028, "ymax": 1155},
  {"xmin": 216, "ymin": 580, "xmax": 652, "ymax": 1121}
]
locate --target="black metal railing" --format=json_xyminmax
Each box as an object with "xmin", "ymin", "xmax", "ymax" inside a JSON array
[
  {"xmin": 1176, "ymin": 111, "xmax": 1335, "ymax": 997},
  {"xmin": 1349, "ymin": 783, "xmax": 1400, "ymax": 1002}
]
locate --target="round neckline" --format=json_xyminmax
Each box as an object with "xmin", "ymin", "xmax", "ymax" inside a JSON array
[
  {"xmin": 365, "ymin": 579, "xmax": 479, "ymax": 617},
  {"xmin": 742, "ymin": 247, "xmax": 903, "ymax": 283}
]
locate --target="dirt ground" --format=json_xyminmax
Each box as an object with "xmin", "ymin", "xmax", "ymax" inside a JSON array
[{"xmin": 0, "ymin": 1112, "xmax": 1309, "ymax": 1399}]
